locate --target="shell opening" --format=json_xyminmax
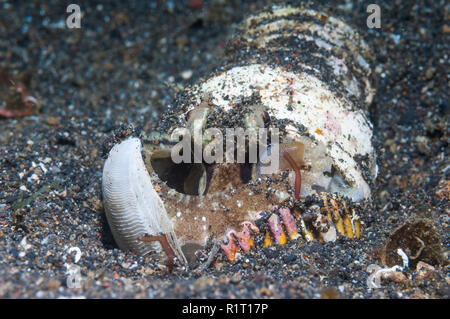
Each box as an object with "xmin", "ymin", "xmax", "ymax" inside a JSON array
[
  {"xmin": 148, "ymin": 134, "xmax": 310, "ymax": 199},
  {"xmin": 150, "ymin": 149, "xmax": 208, "ymax": 196}
]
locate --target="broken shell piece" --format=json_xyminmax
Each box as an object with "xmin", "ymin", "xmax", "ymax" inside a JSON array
[
  {"xmin": 366, "ymin": 264, "xmax": 404, "ymax": 289},
  {"xmin": 102, "ymin": 137, "xmax": 187, "ymax": 265},
  {"xmin": 319, "ymin": 224, "xmax": 337, "ymax": 242},
  {"xmin": 312, "ymin": 211, "xmax": 337, "ymax": 242},
  {"xmin": 414, "ymin": 261, "xmax": 436, "ymax": 281}
]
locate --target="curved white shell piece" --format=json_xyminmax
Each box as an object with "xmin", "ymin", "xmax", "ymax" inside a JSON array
[{"xmin": 102, "ymin": 137, "xmax": 186, "ymax": 263}]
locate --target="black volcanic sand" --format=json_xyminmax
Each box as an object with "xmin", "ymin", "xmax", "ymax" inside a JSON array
[{"xmin": 0, "ymin": 0, "xmax": 448, "ymax": 298}]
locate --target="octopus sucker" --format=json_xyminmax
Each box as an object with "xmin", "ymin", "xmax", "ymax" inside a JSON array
[{"xmin": 102, "ymin": 5, "xmax": 377, "ymax": 267}]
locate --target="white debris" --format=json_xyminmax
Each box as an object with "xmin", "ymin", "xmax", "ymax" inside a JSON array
[
  {"xmin": 416, "ymin": 261, "xmax": 435, "ymax": 273},
  {"xmin": 27, "ymin": 173, "xmax": 39, "ymax": 182},
  {"xmin": 320, "ymin": 224, "xmax": 337, "ymax": 242},
  {"xmin": 39, "ymin": 162, "xmax": 48, "ymax": 173},
  {"xmin": 366, "ymin": 249, "xmax": 409, "ymax": 289},
  {"xmin": 181, "ymin": 70, "xmax": 193, "ymax": 80},
  {"xmin": 397, "ymin": 248, "xmax": 409, "ymax": 268},
  {"xmin": 367, "ymin": 264, "xmax": 403, "ymax": 289},
  {"xmin": 67, "ymin": 246, "xmax": 82, "ymax": 263},
  {"xmin": 390, "ymin": 33, "xmax": 402, "ymax": 45},
  {"xmin": 18, "ymin": 236, "xmax": 33, "ymax": 258},
  {"xmin": 41, "ymin": 235, "xmax": 52, "ymax": 245},
  {"xmin": 19, "ymin": 237, "xmax": 32, "ymax": 251}
]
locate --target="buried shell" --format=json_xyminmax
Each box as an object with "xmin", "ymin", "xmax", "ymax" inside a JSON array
[
  {"xmin": 102, "ymin": 6, "xmax": 378, "ymax": 266},
  {"xmin": 102, "ymin": 138, "xmax": 187, "ymax": 265}
]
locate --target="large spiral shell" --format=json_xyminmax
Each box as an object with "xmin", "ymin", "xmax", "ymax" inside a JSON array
[{"xmin": 102, "ymin": 5, "xmax": 378, "ymax": 264}]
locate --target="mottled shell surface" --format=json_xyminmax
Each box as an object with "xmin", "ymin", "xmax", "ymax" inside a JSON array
[{"xmin": 197, "ymin": 64, "xmax": 375, "ymax": 201}]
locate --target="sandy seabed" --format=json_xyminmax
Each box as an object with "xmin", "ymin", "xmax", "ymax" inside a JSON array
[{"xmin": 0, "ymin": 0, "xmax": 448, "ymax": 298}]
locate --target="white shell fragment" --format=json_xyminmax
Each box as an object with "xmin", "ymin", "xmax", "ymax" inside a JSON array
[
  {"xmin": 102, "ymin": 137, "xmax": 186, "ymax": 264},
  {"xmin": 198, "ymin": 64, "xmax": 375, "ymax": 201}
]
